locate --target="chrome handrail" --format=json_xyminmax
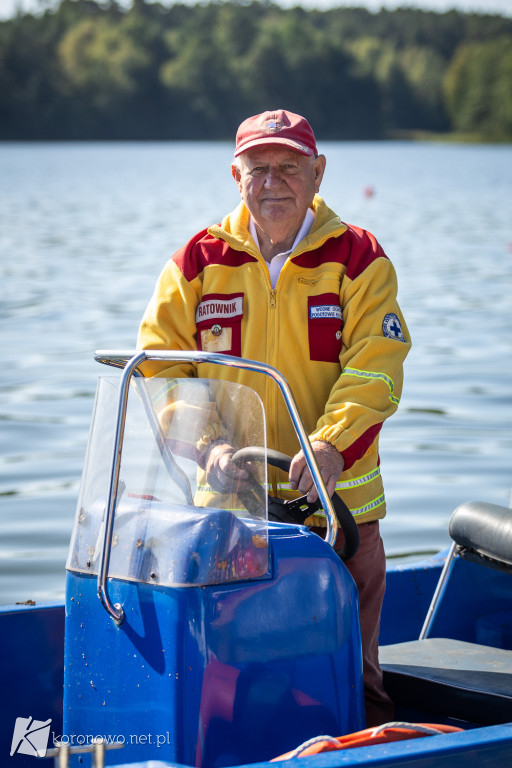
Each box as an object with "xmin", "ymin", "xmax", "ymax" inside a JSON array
[
  {"xmin": 419, "ymin": 540, "xmax": 458, "ymax": 639},
  {"xmin": 95, "ymin": 350, "xmax": 339, "ymax": 624}
]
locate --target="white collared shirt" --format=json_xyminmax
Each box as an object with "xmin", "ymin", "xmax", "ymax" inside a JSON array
[{"xmin": 249, "ymin": 208, "xmax": 315, "ymax": 289}]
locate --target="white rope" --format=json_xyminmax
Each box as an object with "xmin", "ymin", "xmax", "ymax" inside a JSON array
[
  {"xmin": 282, "ymin": 735, "xmax": 341, "ymax": 759},
  {"xmin": 371, "ymin": 721, "xmax": 444, "ymax": 737}
]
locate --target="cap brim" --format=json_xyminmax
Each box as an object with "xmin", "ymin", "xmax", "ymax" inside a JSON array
[{"xmin": 234, "ymin": 136, "xmax": 315, "ymax": 158}]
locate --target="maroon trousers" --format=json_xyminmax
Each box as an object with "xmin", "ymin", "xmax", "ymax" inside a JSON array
[
  {"xmin": 312, "ymin": 520, "xmax": 394, "ymax": 727},
  {"xmin": 344, "ymin": 521, "xmax": 394, "ymax": 726}
]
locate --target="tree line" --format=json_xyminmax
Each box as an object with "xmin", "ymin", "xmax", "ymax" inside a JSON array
[{"xmin": 1, "ymin": 0, "xmax": 511, "ymax": 141}]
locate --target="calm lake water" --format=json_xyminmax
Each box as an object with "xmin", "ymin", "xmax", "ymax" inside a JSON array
[{"xmin": 1, "ymin": 140, "xmax": 511, "ymax": 605}]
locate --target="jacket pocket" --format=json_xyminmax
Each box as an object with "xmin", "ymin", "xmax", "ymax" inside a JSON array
[
  {"xmin": 195, "ymin": 293, "xmax": 243, "ymax": 357},
  {"xmin": 308, "ymin": 293, "xmax": 343, "ymax": 363}
]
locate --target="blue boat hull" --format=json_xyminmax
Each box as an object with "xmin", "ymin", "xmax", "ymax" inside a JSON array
[{"xmin": 3, "ymin": 549, "xmax": 512, "ymax": 767}]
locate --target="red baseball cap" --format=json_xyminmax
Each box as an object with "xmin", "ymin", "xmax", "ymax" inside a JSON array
[{"xmin": 234, "ymin": 109, "xmax": 318, "ymax": 158}]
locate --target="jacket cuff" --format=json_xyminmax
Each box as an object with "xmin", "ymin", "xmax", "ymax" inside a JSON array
[{"xmin": 339, "ymin": 422, "xmax": 383, "ymax": 471}]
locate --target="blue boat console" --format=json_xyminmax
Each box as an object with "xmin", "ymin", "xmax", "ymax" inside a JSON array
[
  {"xmin": 65, "ymin": 521, "xmax": 364, "ymax": 767},
  {"xmin": 63, "ymin": 357, "xmax": 365, "ymax": 766}
]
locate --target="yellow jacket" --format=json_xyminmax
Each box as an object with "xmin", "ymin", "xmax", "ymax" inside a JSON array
[{"xmin": 137, "ymin": 195, "xmax": 411, "ymax": 522}]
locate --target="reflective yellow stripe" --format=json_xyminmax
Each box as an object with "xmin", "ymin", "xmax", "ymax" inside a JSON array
[
  {"xmin": 351, "ymin": 493, "xmax": 385, "ymax": 517},
  {"xmin": 306, "ymin": 493, "xmax": 386, "ymax": 519},
  {"xmin": 336, "ymin": 467, "xmax": 381, "ymax": 490},
  {"xmin": 196, "ymin": 483, "xmax": 385, "ymax": 519},
  {"xmin": 196, "ymin": 484, "xmax": 268, "ymax": 496},
  {"xmin": 194, "ymin": 487, "xmax": 255, "ymax": 515},
  {"xmin": 276, "ymin": 467, "xmax": 381, "ymax": 494},
  {"xmin": 150, "ymin": 379, "xmax": 180, "ymax": 408},
  {"xmin": 341, "ymin": 367, "xmax": 399, "ymax": 405}
]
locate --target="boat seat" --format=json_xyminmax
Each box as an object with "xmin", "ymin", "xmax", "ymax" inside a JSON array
[
  {"xmin": 448, "ymin": 500, "xmax": 512, "ymax": 573},
  {"xmin": 380, "ymin": 637, "xmax": 512, "ymax": 725},
  {"xmin": 381, "ymin": 501, "xmax": 512, "ymax": 725}
]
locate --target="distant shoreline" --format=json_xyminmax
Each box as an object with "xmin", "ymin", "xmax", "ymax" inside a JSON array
[
  {"xmin": 1, "ymin": 1, "xmax": 511, "ymax": 143},
  {"xmin": 1, "ymin": 134, "xmax": 511, "ymax": 145}
]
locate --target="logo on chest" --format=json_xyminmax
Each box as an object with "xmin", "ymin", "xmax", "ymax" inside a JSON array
[
  {"xmin": 195, "ymin": 293, "xmax": 244, "ymax": 356},
  {"xmin": 196, "ymin": 296, "xmax": 243, "ymax": 323}
]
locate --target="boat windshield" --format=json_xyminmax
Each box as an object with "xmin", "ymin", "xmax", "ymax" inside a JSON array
[{"xmin": 67, "ymin": 376, "xmax": 269, "ymax": 587}]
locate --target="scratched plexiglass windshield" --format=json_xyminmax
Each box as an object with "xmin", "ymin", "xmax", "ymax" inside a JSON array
[{"xmin": 67, "ymin": 376, "xmax": 269, "ymax": 586}]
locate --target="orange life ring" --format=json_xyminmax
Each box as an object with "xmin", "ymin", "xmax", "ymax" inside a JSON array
[{"xmin": 271, "ymin": 722, "xmax": 463, "ymax": 760}]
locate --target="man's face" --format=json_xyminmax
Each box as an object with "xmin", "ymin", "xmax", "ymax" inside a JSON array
[{"xmin": 232, "ymin": 146, "xmax": 326, "ymax": 240}]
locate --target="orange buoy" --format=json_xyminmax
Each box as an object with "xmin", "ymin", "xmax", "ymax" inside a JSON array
[{"xmin": 271, "ymin": 722, "xmax": 463, "ymax": 760}]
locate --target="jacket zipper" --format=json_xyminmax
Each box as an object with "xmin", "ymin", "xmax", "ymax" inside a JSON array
[{"xmin": 268, "ymin": 286, "xmax": 278, "ymax": 495}]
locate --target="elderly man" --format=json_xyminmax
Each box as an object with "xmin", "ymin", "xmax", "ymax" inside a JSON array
[{"xmin": 137, "ymin": 109, "xmax": 411, "ymax": 725}]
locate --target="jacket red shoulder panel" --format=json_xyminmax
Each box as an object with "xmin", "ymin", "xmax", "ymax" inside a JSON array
[
  {"xmin": 292, "ymin": 225, "xmax": 388, "ymax": 280},
  {"xmin": 173, "ymin": 229, "xmax": 257, "ymax": 283}
]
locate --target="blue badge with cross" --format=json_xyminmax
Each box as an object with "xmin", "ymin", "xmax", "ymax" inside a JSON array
[{"xmin": 382, "ymin": 313, "xmax": 406, "ymax": 342}]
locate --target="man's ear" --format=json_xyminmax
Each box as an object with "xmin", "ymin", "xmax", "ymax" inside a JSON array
[
  {"xmin": 231, "ymin": 163, "xmax": 241, "ymax": 184},
  {"xmin": 314, "ymin": 154, "xmax": 326, "ymax": 193}
]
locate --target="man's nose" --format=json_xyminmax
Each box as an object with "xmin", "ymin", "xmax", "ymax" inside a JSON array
[{"xmin": 263, "ymin": 167, "xmax": 284, "ymax": 185}]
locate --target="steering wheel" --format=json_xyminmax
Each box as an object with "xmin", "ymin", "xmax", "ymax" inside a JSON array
[{"xmin": 232, "ymin": 447, "xmax": 359, "ymax": 562}]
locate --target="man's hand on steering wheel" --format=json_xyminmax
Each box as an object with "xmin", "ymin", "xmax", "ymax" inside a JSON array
[
  {"xmin": 289, "ymin": 440, "xmax": 345, "ymax": 503},
  {"xmin": 204, "ymin": 441, "xmax": 254, "ymax": 493},
  {"xmin": 231, "ymin": 444, "xmax": 359, "ymax": 561}
]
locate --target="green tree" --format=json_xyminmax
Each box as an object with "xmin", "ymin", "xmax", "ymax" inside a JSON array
[
  {"xmin": 0, "ymin": 12, "xmax": 64, "ymax": 138},
  {"xmin": 444, "ymin": 37, "xmax": 512, "ymax": 139},
  {"xmin": 236, "ymin": 10, "xmax": 381, "ymax": 139},
  {"xmin": 58, "ymin": 16, "xmax": 149, "ymax": 111},
  {"xmin": 1, "ymin": 0, "xmax": 511, "ymax": 140},
  {"xmin": 349, "ymin": 37, "xmax": 448, "ymax": 132}
]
